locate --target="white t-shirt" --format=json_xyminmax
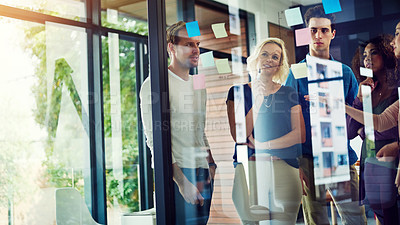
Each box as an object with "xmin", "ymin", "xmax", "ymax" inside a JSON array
[{"xmin": 139, "ymin": 70, "xmax": 210, "ymax": 169}]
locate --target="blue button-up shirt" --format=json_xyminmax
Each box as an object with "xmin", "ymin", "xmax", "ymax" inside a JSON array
[{"xmin": 285, "ymin": 55, "xmax": 359, "ymax": 165}]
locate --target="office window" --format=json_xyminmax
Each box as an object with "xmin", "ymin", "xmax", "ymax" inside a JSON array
[
  {"xmin": 0, "ymin": 17, "xmax": 91, "ymax": 224},
  {"xmin": 0, "ymin": 0, "xmax": 87, "ymax": 21}
]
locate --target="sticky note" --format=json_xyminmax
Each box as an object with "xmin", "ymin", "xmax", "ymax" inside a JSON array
[
  {"xmin": 186, "ymin": 21, "xmax": 201, "ymax": 37},
  {"xmin": 231, "ymin": 47, "xmax": 243, "ymax": 76},
  {"xmin": 291, "ymin": 63, "xmax": 309, "ymax": 79},
  {"xmin": 360, "ymin": 67, "xmax": 373, "ymax": 78},
  {"xmin": 200, "ymin": 51, "xmax": 215, "ymax": 68},
  {"xmin": 216, "ymin": 58, "xmax": 231, "ymax": 74},
  {"xmin": 211, "ymin": 23, "xmax": 228, "ymax": 38},
  {"xmin": 229, "ymin": 4, "xmax": 241, "ymax": 35},
  {"xmin": 193, "ymin": 74, "xmax": 206, "ymax": 90},
  {"xmin": 322, "ymin": 0, "xmax": 342, "ymax": 14},
  {"xmin": 284, "ymin": 7, "xmax": 303, "ymax": 26},
  {"xmin": 295, "ymin": 28, "xmax": 311, "ymax": 47}
]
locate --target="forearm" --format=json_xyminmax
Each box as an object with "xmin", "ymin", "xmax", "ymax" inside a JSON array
[
  {"xmin": 345, "ymin": 104, "xmax": 398, "ymax": 132},
  {"xmin": 346, "ymin": 98, "xmax": 363, "ymax": 139},
  {"xmin": 172, "ymin": 163, "xmax": 189, "ymax": 186},
  {"xmin": 206, "ymin": 149, "xmax": 215, "ymax": 164},
  {"xmin": 257, "ymin": 129, "xmax": 304, "ymax": 150}
]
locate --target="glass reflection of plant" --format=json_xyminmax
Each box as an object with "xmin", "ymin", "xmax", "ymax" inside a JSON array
[{"xmin": 24, "ymin": 17, "xmax": 148, "ymax": 213}]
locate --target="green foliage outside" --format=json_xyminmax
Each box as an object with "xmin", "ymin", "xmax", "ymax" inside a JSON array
[{"xmin": 23, "ymin": 13, "xmax": 149, "ymax": 213}]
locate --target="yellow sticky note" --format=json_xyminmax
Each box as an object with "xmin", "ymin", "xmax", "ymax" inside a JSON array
[
  {"xmin": 216, "ymin": 58, "xmax": 231, "ymax": 74},
  {"xmin": 291, "ymin": 63, "xmax": 309, "ymax": 79},
  {"xmin": 211, "ymin": 23, "xmax": 228, "ymax": 38}
]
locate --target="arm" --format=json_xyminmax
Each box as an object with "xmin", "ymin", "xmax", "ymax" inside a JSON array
[
  {"xmin": 139, "ymin": 79, "xmax": 154, "ymax": 151},
  {"xmin": 252, "ymin": 105, "xmax": 306, "ymax": 149},
  {"xmin": 346, "ymin": 97, "xmax": 364, "ymax": 140},
  {"xmin": 227, "ymin": 100, "xmax": 238, "ymax": 142},
  {"xmin": 201, "ymin": 90, "xmax": 216, "ymax": 180},
  {"xmin": 345, "ymin": 100, "xmax": 399, "ymax": 132},
  {"xmin": 227, "ymin": 100, "xmax": 258, "ymax": 143}
]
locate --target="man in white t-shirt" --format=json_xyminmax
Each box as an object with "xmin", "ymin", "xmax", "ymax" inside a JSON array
[{"xmin": 140, "ymin": 21, "xmax": 216, "ymax": 225}]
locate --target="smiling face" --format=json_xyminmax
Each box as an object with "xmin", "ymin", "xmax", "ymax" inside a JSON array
[
  {"xmin": 256, "ymin": 43, "xmax": 282, "ymax": 77},
  {"xmin": 391, "ymin": 22, "xmax": 400, "ymax": 58},
  {"xmin": 363, "ymin": 43, "xmax": 384, "ymax": 74},
  {"xmin": 169, "ymin": 29, "xmax": 200, "ymax": 69},
  {"xmin": 308, "ymin": 17, "xmax": 336, "ymax": 58}
]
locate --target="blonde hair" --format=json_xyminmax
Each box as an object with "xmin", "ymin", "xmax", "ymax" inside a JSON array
[{"xmin": 247, "ymin": 38, "xmax": 290, "ymax": 84}]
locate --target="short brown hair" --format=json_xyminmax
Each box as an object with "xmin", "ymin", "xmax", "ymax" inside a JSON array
[
  {"xmin": 304, "ymin": 5, "xmax": 336, "ymax": 31},
  {"xmin": 166, "ymin": 21, "xmax": 186, "ymax": 45}
]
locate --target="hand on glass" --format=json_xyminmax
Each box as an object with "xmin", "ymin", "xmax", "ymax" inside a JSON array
[
  {"xmin": 252, "ymin": 79, "xmax": 266, "ymax": 106},
  {"xmin": 376, "ymin": 141, "xmax": 398, "ymax": 162}
]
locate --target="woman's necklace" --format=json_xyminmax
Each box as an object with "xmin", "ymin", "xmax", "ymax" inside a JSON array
[{"xmin": 263, "ymin": 93, "xmax": 275, "ymax": 108}]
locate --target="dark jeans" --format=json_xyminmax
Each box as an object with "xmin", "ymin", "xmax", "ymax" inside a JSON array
[{"xmin": 174, "ymin": 168, "xmax": 213, "ymax": 225}]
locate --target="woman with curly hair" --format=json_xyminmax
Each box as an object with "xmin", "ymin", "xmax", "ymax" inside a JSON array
[{"xmin": 347, "ymin": 34, "xmax": 399, "ymax": 224}]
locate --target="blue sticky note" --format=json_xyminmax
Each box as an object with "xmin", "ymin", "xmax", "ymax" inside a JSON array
[
  {"xmin": 322, "ymin": 0, "xmax": 342, "ymax": 14},
  {"xmin": 185, "ymin": 21, "xmax": 201, "ymax": 37},
  {"xmin": 200, "ymin": 51, "xmax": 215, "ymax": 68},
  {"xmin": 284, "ymin": 7, "xmax": 303, "ymax": 26}
]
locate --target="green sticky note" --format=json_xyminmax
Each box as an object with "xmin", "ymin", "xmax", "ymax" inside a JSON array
[
  {"xmin": 200, "ymin": 51, "xmax": 215, "ymax": 68},
  {"xmin": 211, "ymin": 23, "xmax": 228, "ymax": 38},
  {"xmin": 284, "ymin": 7, "xmax": 303, "ymax": 26},
  {"xmin": 291, "ymin": 63, "xmax": 309, "ymax": 79},
  {"xmin": 216, "ymin": 58, "xmax": 231, "ymax": 74}
]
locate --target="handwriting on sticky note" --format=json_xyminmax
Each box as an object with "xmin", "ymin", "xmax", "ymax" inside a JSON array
[
  {"xmin": 284, "ymin": 7, "xmax": 303, "ymax": 27},
  {"xmin": 216, "ymin": 58, "xmax": 231, "ymax": 74},
  {"xmin": 211, "ymin": 23, "xmax": 228, "ymax": 38},
  {"xmin": 291, "ymin": 63, "xmax": 309, "ymax": 79},
  {"xmin": 185, "ymin": 21, "xmax": 201, "ymax": 38},
  {"xmin": 193, "ymin": 74, "xmax": 206, "ymax": 90},
  {"xmin": 200, "ymin": 51, "xmax": 215, "ymax": 68},
  {"xmin": 360, "ymin": 67, "xmax": 373, "ymax": 78},
  {"xmin": 322, "ymin": 0, "xmax": 342, "ymax": 14},
  {"xmin": 295, "ymin": 28, "xmax": 311, "ymax": 47}
]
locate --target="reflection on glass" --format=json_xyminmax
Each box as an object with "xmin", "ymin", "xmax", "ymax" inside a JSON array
[
  {"xmin": 102, "ymin": 35, "xmax": 140, "ymax": 225},
  {"xmin": 0, "ymin": 17, "xmax": 89, "ymax": 224},
  {"xmin": 307, "ymin": 55, "xmax": 350, "ymax": 185},
  {"xmin": 0, "ymin": 0, "xmax": 86, "ymax": 21}
]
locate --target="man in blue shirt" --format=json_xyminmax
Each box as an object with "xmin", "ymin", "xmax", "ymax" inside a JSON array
[{"xmin": 285, "ymin": 5, "xmax": 366, "ymax": 225}]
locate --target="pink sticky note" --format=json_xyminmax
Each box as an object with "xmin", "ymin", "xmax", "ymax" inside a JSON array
[
  {"xmin": 295, "ymin": 28, "xmax": 311, "ymax": 47},
  {"xmin": 193, "ymin": 74, "xmax": 206, "ymax": 90}
]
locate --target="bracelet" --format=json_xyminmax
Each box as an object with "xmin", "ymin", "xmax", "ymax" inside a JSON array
[{"xmin": 209, "ymin": 162, "xmax": 217, "ymax": 169}]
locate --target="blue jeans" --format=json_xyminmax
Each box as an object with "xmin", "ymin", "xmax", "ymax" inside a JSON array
[{"xmin": 174, "ymin": 168, "xmax": 213, "ymax": 225}]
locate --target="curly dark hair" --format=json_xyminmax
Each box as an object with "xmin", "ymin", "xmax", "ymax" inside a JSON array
[
  {"xmin": 304, "ymin": 5, "xmax": 336, "ymax": 31},
  {"xmin": 351, "ymin": 34, "xmax": 398, "ymax": 85}
]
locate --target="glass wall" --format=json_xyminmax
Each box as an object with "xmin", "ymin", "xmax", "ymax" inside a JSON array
[
  {"xmin": 2, "ymin": 0, "xmax": 400, "ymax": 225},
  {"xmin": 0, "ymin": 16, "xmax": 91, "ymax": 224},
  {"xmin": 156, "ymin": 0, "xmax": 400, "ymax": 224},
  {"xmin": 0, "ymin": 1, "xmax": 150, "ymax": 225}
]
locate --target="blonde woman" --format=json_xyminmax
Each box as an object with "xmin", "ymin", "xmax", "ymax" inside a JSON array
[{"xmin": 226, "ymin": 38, "xmax": 305, "ymax": 224}]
